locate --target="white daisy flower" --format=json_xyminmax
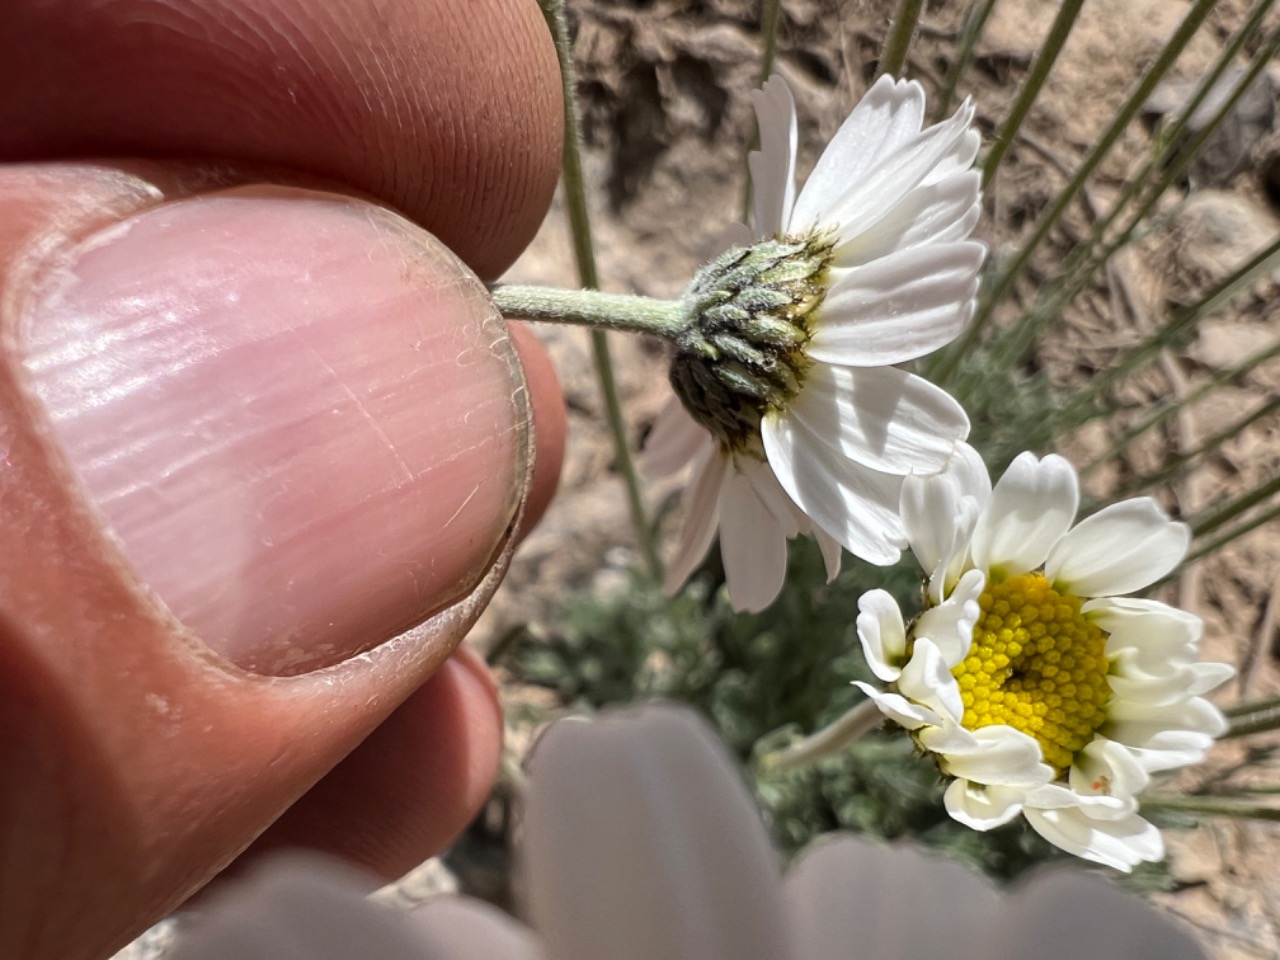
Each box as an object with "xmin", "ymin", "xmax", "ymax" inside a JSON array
[
  {"xmin": 646, "ymin": 74, "xmax": 984, "ymax": 612},
  {"xmin": 854, "ymin": 444, "xmax": 1234, "ymax": 871}
]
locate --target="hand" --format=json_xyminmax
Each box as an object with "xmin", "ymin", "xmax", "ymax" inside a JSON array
[{"xmin": 0, "ymin": 2, "xmax": 565, "ymax": 957}]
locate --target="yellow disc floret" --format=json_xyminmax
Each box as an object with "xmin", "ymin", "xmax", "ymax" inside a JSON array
[{"xmin": 951, "ymin": 572, "xmax": 1111, "ymax": 776}]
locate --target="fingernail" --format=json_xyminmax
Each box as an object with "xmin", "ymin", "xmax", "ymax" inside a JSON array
[{"xmin": 21, "ymin": 190, "xmax": 529, "ymax": 675}]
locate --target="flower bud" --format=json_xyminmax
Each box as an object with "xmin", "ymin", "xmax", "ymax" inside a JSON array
[{"xmin": 670, "ymin": 236, "xmax": 833, "ymax": 451}]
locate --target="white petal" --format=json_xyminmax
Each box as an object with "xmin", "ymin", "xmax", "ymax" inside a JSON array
[
  {"xmin": 523, "ymin": 705, "xmax": 790, "ymax": 960},
  {"xmin": 1068, "ymin": 738, "xmax": 1148, "ymax": 806},
  {"xmin": 970, "ymin": 452, "xmax": 1079, "ymax": 577},
  {"xmin": 897, "ymin": 638, "xmax": 964, "ymax": 723},
  {"xmin": 939, "ymin": 440, "xmax": 992, "ymax": 502},
  {"xmin": 749, "ymin": 76, "xmax": 798, "ymax": 237},
  {"xmin": 856, "ymin": 589, "xmax": 908, "ymax": 681},
  {"xmin": 761, "ymin": 412, "xmax": 906, "ymax": 565},
  {"xmin": 662, "ymin": 447, "xmax": 727, "ymax": 595},
  {"xmin": 852, "ymin": 682, "xmax": 942, "ymax": 730},
  {"xmin": 644, "ymin": 396, "xmax": 713, "ymax": 477},
  {"xmin": 816, "ymin": 101, "xmax": 980, "ymax": 252},
  {"xmin": 1105, "ymin": 697, "xmax": 1228, "ymax": 772},
  {"xmin": 833, "ymin": 169, "xmax": 982, "ymax": 267},
  {"xmin": 1046, "ymin": 498, "xmax": 1190, "ymax": 597},
  {"xmin": 786, "ymin": 835, "xmax": 1000, "ymax": 960},
  {"xmin": 997, "ymin": 871, "xmax": 1210, "ymax": 960},
  {"xmin": 170, "ymin": 854, "xmax": 425, "ymax": 960},
  {"xmin": 806, "ymin": 242, "xmax": 984, "ymax": 366},
  {"xmin": 944, "ymin": 779, "xmax": 1028, "ymax": 830},
  {"xmin": 914, "ymin": 568, "xmax": 984, "ymax": 667},
  {"xmin": 786, "ymin": 364, "xmax": 969, "ymax": 474},
  {"xmin": 814, "ymin": 525, "xmax": 843, "ymax": 581},
  {"xmin": 408, "ymin": 899, "xmax": 546, "ymax": 960},
  {"xmin": 1085, "ymin": 596, "xmax": 1202, "ymax": 668},
  {"xmin": 1023, "ymin": 806, "xmax": 1163, "ymax": 872},
  {"xmin": 720, "ymin": 467, "xmax": 790, "ymax": 613},
  {"xmin": 1109, "ymin": 658, "xmax": 1234, "ymax": 707},
  {"xmin": 789, "ymin": 76, "xmax": 926, "ymax": 233},
  {"xmin": 937, "ymin": 725, "xmax": 1054, "ymax": 788}
]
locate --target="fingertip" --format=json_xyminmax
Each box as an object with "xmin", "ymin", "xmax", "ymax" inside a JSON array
[{"xmin": 244, "ymin": 647, "xmax": 504, "ymax": 880}]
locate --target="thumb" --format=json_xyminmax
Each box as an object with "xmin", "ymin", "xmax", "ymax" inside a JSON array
[{"xmin": 0, "ymin": 163, "xmax": 541, "ymax": 960}]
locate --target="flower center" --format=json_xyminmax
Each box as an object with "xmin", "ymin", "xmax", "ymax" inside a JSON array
[
  {"xmin": 669, "ymin": 236, "xmax": 831, "ymax": 451},
  {"xmin": 951, "ymin": 572, "xmax": 1111, "ymax": 777}
]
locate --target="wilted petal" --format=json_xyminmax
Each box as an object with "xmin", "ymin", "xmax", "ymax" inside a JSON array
[
  {"xmin": 720, "ymin": 467, "xmax": 791, "ymax": 612},
  {"xmin": 993, "ymin": 870, "xmax": 1207, "ymax": 960},
  {"xmin": 407, "ymin": 899, "xmax": 545, "ymax": 960},
  {"xmin": 170, "ymin": 854, "xmax": 423, "ymax": 960},
  {"xmin": 807, "ymin": 242, "xmax": 985, "ymax": 366},
  {"xmin": 786, "ymin": 836, "xmax": 999, "ymax": 960},
  {"xmin": 749, "ymin": 76, "xmax": 798, "ymax": 237},
  {"xmin": 1046, "ymin": 498, "xmax": 1190, "ymax": 597},
  {"xmin": 662, "ymin": 447, "xmax": 728, "ymax": 595},
  {"xmin": 644, "ymin": 397, "xmax": 713, "ymax": 478},
  {"xmin": 970, "ymin": 452, "xmax": 1078, "ymax": 577},
  {"xmin": 786, "ymin": 364, "xmax": 969, "ymax": 475},
  {"xmin": 523, "ymin": 704, "xmax": 789, "ymax": 960}
]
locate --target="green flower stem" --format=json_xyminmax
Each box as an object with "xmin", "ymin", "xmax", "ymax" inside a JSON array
[
  {"xmin": 757, "ymin": 700, "xmax": 883, "ymax": 773},
  {"xmin": 933, "ymin": 0, "xmax": 998, "ymax": 120},
  {"xmin": 538, "ymin": 0, "xmax": 663, "ymax": 581},
  {"xmin": 878, "ymin": 0, "xmax": 926, "ymax": 80},
  {"xmin": 1140, "ymin": 793, "xmax": 1280, "ymax": 822},
  {"xmin": 1221, "ymin": 697, "xmax": 1280, "ymax": 739},
  {"xmin": 1081, "ymin": 337, "xmax": 1280, "ymax": 483},
  {"xmin": 490, "ymin": 285, "xmax": 687, "ymax": 339},
  {"xmin": 933, "ymin": 0, "xmax": 1217, "ymax": 386}
]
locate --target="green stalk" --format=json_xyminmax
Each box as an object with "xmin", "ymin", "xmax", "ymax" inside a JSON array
[
  {"xmin": 934, "ymin": 0, "xmax": 998, "ymax": 120},
  {"xmin": 1225, "ymin": 694, "xmax": 1280, "ymax": 718},
  {"xmin": 934, "ymin": 0, "xmax": 1217, "ymax": 385},
  {"xmin": 1140, "ymin": 793, "xmax": 1280, "ymax": 822},
  {"xmin": 490, "ymin": 285, "xmax": 687, "ymax": 338},
  {"xmin": 878, "ymin": 0, "xmax": 927, "ymax": 80},
  {"xmin": 1183, "ymin": 499, "xmax": 1280, "ymax": 566},
  {"xmin": 986, "ymin": 14, "xmax": 1280, "ymax": 379},
  {"xmin": 1081, "ymin": 337, "xmax": 1280, "ymax": 482},
  {"xmin": 1222, "ymin": 698, "xmax": 1280, "ymax": 739},
  {"xmin": 538, "ymin": 0, "xmax": 663, "ymax": 580},
  {"xmin": 1190, "ymin": 472, "xmax": 1280, "ymax": 539},
  {"xmin": 1062, "ymin": 231, "xmax": 1280, "ymax": 424},
  {"xmin": 980, "ymin": 0, "xmax": 1086, "ymax": 187},
  {"xmin": 1111, "ymin": 394, "xmax": 1280, "ymax": 500}
]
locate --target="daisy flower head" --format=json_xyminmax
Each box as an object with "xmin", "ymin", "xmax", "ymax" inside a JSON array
[
  {"xmin": 646, "ymin": 74, "xmax": 985, "ymax": 613},
  {"xmin": 854, "ymin": 443, "xmax": 1234, "ymax": 871}
]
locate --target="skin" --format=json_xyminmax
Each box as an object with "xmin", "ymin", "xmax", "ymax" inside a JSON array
[{"xmin": 0, "ymin": 1, "xmax": 566, "ymax": 958}]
